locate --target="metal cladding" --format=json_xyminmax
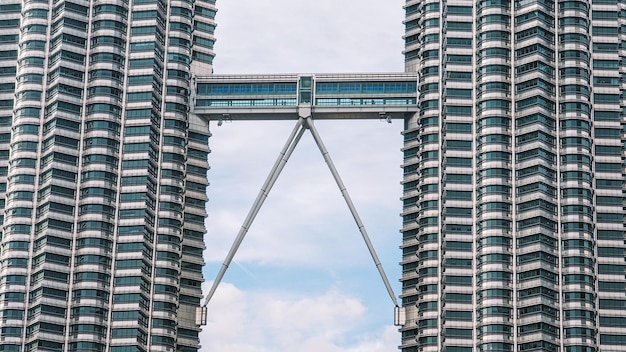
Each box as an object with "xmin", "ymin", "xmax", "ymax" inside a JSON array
[
  {"xmin": 400, "ymin": 0, "xmax": 626, "ymax": 351},
  {"xmin": 0, "ymin": 0, "xmax": 215, "ymax": 351}
]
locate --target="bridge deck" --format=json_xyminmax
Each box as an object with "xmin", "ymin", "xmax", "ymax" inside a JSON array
[{"xmin": 192, "ymin": 73, "xmax": 419, "ymax": 120}]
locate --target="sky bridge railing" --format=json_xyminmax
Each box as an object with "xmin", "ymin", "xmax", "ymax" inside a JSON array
[
  {"xmin": 196, "ymin": 98, "xmax": 298, "ymax": 107},
  {"xmin": 195, "ymin": 97, "xmax": 416, "ymax": 108},
  {"xmin": 315, "ymin": 98, "xmax": 417, "ymax": 106}
]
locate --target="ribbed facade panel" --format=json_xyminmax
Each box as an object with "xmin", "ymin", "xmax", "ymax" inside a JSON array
[
  {"xmin": 0, "ymin": 1, "xmax": 214, "ymax": 351},
  {"xmin": 402, "ymin": 0, "xmax": 626, "ymax": 351}
]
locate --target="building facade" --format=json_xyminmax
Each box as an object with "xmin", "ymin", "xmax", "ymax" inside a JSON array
[
  {"xmin": 0, "ymin": 0, "xmax": 215, "ymax": 351},
  {"xmin": 401, "ymin": 0, "xmax": 626, "ymax": 351}
]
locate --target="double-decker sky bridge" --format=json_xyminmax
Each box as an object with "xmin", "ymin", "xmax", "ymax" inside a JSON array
[{"xmin": 193, "ymin": 72, "xmax": 419, "ymax": 326}]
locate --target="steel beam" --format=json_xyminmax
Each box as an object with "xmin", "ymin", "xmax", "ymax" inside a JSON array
[{"xmin": 202, "ymin": 118, "xmax": 307, "ymax": 307}]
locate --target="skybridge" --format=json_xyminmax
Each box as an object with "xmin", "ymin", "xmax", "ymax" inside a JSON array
[
  {"xmin": 192, "ymin": 72, "xmax": 419, "ymax": 121},
  {"xmin": 194, "ymin": 72, "xmax": 418, "ymax": 327}
]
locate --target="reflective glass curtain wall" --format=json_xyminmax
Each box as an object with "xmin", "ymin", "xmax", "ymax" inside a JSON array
[
  {"xmin": 0, "ymin": 0, "xmax": 215, "ymax": 351},
  {"xmin": 402, "ymin": 0, "xmax": 626, "ymax": 351}
]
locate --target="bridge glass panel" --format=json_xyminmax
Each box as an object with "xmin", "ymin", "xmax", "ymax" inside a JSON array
[{"xmin": 196, "ymin": 83, "xmax": 297, "ymax": 96}]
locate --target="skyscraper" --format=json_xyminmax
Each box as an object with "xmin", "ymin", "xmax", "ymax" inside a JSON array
[
  {"xmin": 401, "ymin": 0, "xmax": 626, "ymax": 352},
  {"xmin": 0, "ymin": 0, "xmax": 215, "ymax": 351}
]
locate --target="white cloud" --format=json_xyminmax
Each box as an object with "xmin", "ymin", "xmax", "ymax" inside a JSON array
[{"xmin": 199, "ymin": 282, "xmax": 399, "ymax": 352}]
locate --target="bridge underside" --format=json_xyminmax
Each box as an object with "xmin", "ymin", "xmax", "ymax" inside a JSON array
[{"xmin": 192, "ymin": 72, "xmax": 419, "ymax": 120}]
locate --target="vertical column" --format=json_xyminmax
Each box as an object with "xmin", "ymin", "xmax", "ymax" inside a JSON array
[
  {"xmin": 590, "ymin": 0, "xmax": 626, "ymax": 350},
  {"xmin": 400, "ymin": 0, "xmax": 440, "ymax": 351},
  {"xmin": 513, "ymin": 0, "xmax": 560, "ymax": 351},
  {"xmin": 439, "ymin": 2, "xmax": 475, "ymax": 351},
  {"xmin": 475, "ymin": 0, "xmax": 514, "ymax": 351},
  {"xmin": 74, "ymin": 1, "xmax": 127, "ymax": 351},
  {"xmin": 558, "ymin": 1, "xmax": 596, "ymax": 351},
  {"xmin": 0, "ymin": 1, "xmax": 37, "ymax": 351}
]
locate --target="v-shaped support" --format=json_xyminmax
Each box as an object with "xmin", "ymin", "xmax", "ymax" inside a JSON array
[{"xmin": 201, "ymin": 116, "xmax": 401, "ymax": 324}]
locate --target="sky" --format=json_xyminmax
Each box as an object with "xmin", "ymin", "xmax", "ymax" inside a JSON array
[{"xmin": 201, "ymin": 1, "xmax": 407, "ymax": 351}]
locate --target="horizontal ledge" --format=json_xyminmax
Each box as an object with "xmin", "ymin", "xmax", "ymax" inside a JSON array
[{"xmin": 194, "ymin": 110, "xmax": 417, "ymax": 121}]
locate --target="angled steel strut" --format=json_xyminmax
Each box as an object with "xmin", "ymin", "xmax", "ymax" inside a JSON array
[
  {"xmin": 303, "ymin": 117, "xmax": 399, "ymax": 308},
  {"xmin": 201, "ymin": 116, "xmax": 401, "ymax": 324},
  {"xmin": 202, "ymin": 117, "xmax": 306, "ymax": 309}
]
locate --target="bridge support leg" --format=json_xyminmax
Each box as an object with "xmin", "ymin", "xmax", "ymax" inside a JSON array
[
  {"xmin": 304, "ymin": 117, "xmax": 400, "ymax": 309},
  {"xmin": 202, "ymin": 118, "xmax": 307, "ymax": 308}
]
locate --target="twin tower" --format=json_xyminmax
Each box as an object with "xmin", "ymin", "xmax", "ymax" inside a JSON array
[{"xmin": 0, "ymin": 1, "xmax": 624, "ymax": 352}]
